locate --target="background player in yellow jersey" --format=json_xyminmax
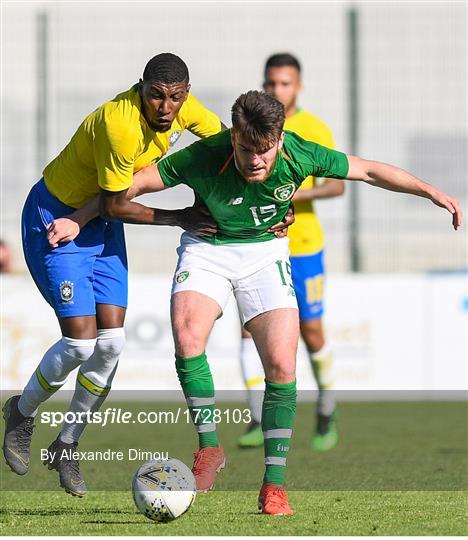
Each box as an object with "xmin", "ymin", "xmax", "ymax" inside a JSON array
[
  {"xmin": 238, "ymin": 53, "xmax": 344, "ymax": 451},
  {"xmin": 3, "ymin": 53, "xmax": 224, "ymax": 496}
]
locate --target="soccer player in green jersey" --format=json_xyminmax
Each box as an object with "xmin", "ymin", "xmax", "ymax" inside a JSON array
[
  {"xmin": 115, "ymin": 90, "xmax": 460, "ymax": 515},
  {"xmin": 59, "ymin": 90, "xmax": 460, "ymax": 514}
]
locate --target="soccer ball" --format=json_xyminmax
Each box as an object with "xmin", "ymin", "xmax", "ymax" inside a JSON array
[{"xmin": 132, "ymin": 458, "xmax": 196, "ymax": 522}]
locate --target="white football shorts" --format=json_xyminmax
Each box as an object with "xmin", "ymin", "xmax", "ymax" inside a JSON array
[{"xmin": 172, "ymin": 232, "xmax": 298, "ymax": 324}]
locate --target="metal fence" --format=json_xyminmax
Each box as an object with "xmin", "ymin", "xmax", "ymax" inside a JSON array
[{"xmin": 2, "ymin": 1, "xmax": 466, "ymax": 273}]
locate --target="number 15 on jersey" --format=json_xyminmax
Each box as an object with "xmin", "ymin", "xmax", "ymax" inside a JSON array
[{"xmin": 249, "ymin": 205, "xmax": 278, "ymax": 226}]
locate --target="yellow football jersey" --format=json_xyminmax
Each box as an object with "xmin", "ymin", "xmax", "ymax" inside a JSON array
[
  {"xmin": 44, "ymin": 87, "xmax": 222, "ymax": 208},
  {"xmin": 285, "ymin": 109, "xmax": 335, "ymax": 256}
]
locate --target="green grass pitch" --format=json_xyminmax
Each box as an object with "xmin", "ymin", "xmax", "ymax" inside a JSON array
[{"xmin": 1, "ymin": 400, "xmax": 467, "ymax": 535}]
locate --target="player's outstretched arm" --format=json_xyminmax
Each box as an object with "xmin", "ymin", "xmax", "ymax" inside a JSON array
[
  {"xmin": 345, "ymin": 155, "xmax": 462, "ymax": 230},
  {"xmin": 47, "ymin": 163, "xmax": 217, "ymax": 246}
]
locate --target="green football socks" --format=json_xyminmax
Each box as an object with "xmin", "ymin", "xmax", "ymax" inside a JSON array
[
  {"xmin": 175, "ymin": 352, "xmax": 219, "ymax": 448},
  {"xmin": 262, "ymin": 380, "xmax": 297, "ymax": 486}
]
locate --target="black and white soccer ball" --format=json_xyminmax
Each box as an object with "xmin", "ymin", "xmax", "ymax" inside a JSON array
[{"xmin": 132, "ymin": 458, "xmax": 196, "ymax": 522}]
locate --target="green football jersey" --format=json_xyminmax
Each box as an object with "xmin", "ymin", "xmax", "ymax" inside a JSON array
[{"xmin": 158, "ymin": 129, "xmax": 348, "ymax": 244}]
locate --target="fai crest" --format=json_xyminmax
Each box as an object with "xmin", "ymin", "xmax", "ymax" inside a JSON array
[
  {"xmin": 274, "ymin": 183, "xmax": 295, "ymax": 201},
  {"xmin": 60, "ymin": 281, "xmax": 74, "ymax": 302},
  {"xmin": 169, "ymin": 130, "xmax": 181, "ymax": 147},
  {"xmin": 175, "ymin": 271, "xmax": 190, "ymax": 284}
]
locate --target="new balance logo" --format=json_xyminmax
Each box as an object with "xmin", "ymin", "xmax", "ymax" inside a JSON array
[{"xmin": 228, "ymin": 197, "xmax": 244, "ymax": 205}]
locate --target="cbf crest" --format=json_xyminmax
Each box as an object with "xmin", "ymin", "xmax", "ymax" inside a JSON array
[
  {"xmin": 59, "ymin": 281, "xmax": 74, "ymax": 303},
  {"xmin": 169, "ymin": 130, "xmax": 181, "ymax": 147},
  {"xmin": 274, "ymin": 183, "xmax": 296, "ymax": 201}
]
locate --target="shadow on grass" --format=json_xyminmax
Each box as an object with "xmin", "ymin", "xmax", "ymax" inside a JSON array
[
  {"xmin": 82, "ymin": 520, "xmax": 147, "ymax": 525},
  {"xmin": 0, "ymin": 508, "xmax": 136, "ymax": 516}
]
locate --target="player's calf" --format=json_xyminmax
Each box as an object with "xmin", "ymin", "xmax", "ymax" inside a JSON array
[
  {"xmin": 2, "ymin": 395, "xmax": 35, "ymax": 475},
  {"xmin": 43, "ymin": 437, "xmax": 87, "ymax": 497}
]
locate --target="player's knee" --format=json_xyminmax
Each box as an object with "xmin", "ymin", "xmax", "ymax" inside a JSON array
[
  {"xmin": 305, "ymin": 335, "xmax": 325, "ymax": 354},
  {"xmin": 61, "ymin": 336, "xmax": 97, "ymax": 364},
  {"xmin": 264, "ymin": 358, "xmax": 295, "ymax": 384},
  {"xmin": 175, "ymin": 329, "xmax": 205, "ymax": 358},
  {"xmin": 173, "ymin": 324, "xmax": 206, "ymax": 357},
  {"xmin": 176, "ymin": 338, "xmax": 206, "ymax": 358},
  {"xmin": 95, "ymin": 328, "xmax": 126, "ymax": 363},
  {"xmin": 302, "ymin": 326, "xmax": 325, "ymax": 353}
]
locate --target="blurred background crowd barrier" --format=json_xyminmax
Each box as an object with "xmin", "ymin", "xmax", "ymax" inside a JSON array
[{"xmin": 1, "ymin": 1, "xmax": 466, "ymax": 393}]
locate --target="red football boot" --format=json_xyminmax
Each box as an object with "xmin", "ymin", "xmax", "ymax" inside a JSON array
[
  {"xmin": 192, "ymin": 446, "xmax": 225, "ymax": 492},
  {"xmin": 258, "ymin": 483, "xmax": 294, "ymax": 515}
]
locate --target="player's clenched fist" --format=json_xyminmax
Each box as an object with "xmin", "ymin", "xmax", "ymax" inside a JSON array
[
  {"xmin": 268, "ymin": 206, "xmax": 295, "ymax": 238},
  {"xmin": 175, "ymin": 205, "xmax": 218, "ymax": 237}
]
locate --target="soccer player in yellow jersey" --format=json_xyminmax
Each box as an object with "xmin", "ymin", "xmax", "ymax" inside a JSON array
[
  {"xmin": 3, "ymin": 53, "xmax": 224, "ymax": 496},
  {"xmin": 238, "ymin": 53, "xmax": 344, "ymax": 451}
]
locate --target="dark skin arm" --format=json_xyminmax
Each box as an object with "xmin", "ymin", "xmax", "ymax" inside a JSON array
[
  {"xmin": 46, "ymin": 167, "xmax": 217, "ymax": 247},
  {"xmin": 99, "ymin": 186, "xmax": 217, "ymax": 235},
  {"xmin": 100, "ymin": 163, "xmax": 294, "ymax": 234},
  {"xmin": 47, "ymin": 159, "xmax": 295, "ymax": 246}
]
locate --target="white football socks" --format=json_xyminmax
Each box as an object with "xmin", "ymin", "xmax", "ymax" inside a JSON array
[
  {"xmin": 18, "ymin": 337, "xmax": 97, "ymax": 418},
  {"xmin": 310, "ymin": 341, "xmax": 336, "ymax": 417},
  {"xmin": 59, "ymin": 327, "xmax": 125, "ymax": 444}
]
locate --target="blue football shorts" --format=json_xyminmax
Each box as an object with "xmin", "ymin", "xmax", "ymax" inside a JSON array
[
  {"xmin": 21, "ymin": 179, "xmax": 128, "ymax": 318},
  {"xmin": 290, "ymin": 250, "xmax": 325, "ymax": 321}
]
